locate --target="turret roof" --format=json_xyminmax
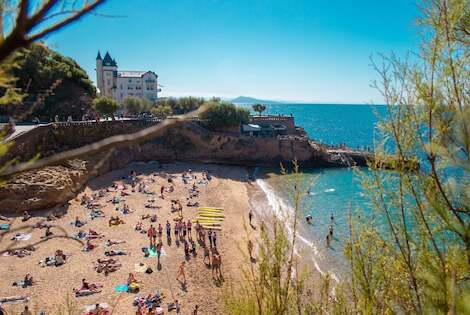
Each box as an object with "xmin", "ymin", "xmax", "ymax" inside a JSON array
[
  {"xmin": 102, "ymin": 51, "xmax": 117, "ymax": 67},
  {"xmin": 96, "ymin": 51, "xmax": 102, "ymax": 60}
]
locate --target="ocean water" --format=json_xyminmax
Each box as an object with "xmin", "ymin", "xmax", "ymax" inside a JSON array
[{"xmin": 240, "ymin": 104, "xmax": 387, "ymax": 280}]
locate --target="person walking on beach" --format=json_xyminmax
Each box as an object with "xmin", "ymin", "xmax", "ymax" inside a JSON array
[
  {"xmin": 329, "ymin": 225, "xmax": 334, "ymax": 237},
  {"xmin": 158, "ymin": 224, "xmax": 163, "ymax": 243},
  {"xmin": 156, "ymin": 242, "xmax": 162, "ymax": 263},
  {"xmin": 160, "ymin": 186, "xmax": 165, "ymax": 199},
  {"xmin": 166, "ymin": 220, "xmax": 171, "ymax": 240},
  {"xmin": 212, "ymin": 253, "xmax": 222, "ymax": 279},
  {"xmin": 187, "ymin": 219, "xmax": 192, "ymax": 239},
  {"xmin": 208, "ymin": 230, "xmax": 213, "ymax": 247},
  {"xmin": 213, "ymin": 231, "xmax": 217, "ymax": 248},
  {"xmin": 176, "ymin": 261, "xmax": 186, "ymax": 284},
  {"xmin": 249, "ymin": 209, "xmax": 253, "ymax": 225},
  {"xmin": 326, "ymin": 234, "xmax": 331, "ymax": 248},
  {"xmin": 192, "ymin": 305, "xmax": 199, "ymax": 315},
  {"xmin": 148, "ymin": 225, "xmax": 156, "ymax": 248}
]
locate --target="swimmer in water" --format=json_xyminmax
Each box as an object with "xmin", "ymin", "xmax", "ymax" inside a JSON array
[{"xmin": 305, "ymin": 215, "xmax": 313, "ymax": 224}]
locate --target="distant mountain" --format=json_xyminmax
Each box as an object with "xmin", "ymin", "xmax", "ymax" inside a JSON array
[{"xmin": 231, "ymin": 96, "xmax": 282, "ymax": 105}]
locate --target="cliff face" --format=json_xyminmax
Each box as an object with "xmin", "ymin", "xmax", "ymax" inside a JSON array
[{"xmin": 0, "ymin": 120, "xmax": 367, "ymax": 213}]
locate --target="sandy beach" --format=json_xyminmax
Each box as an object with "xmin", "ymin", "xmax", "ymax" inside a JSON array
[{"xmin": 0, "ymin": 162, "xmax": 255, "ymax": 315}]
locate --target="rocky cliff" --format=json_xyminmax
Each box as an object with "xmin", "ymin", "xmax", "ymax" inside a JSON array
[{"xmin": 0, "ymin": 120, "xmax": 372, "ymax": 213}]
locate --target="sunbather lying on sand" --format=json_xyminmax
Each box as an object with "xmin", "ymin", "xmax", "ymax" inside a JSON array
[
  {"xmin": 105, "ymin": 250, "xmax": 127, "ymax": 256},
  {"xmin": 73, "ymin": 216, "xmax": 86, "ymax": 227},
  {"xmin": 109, "ymin": 216, "xmax": 125, "ymax": 227},
  {"xmin": 12, "ymin": 273, "xmax": 34, "ymax": 288},
  {"xmin": 5, "ymin": 245, "xmax": 35, "ymax": 258},
  {"xmin": 22, "ymin": 211, "xmax": 31, "ymax": 222},
  {"xmin": 95, "ymin": 259, "xmax": 122, "ymax": 276},
  {"xmin": 74, "ymin": 279, "xmax": 102, "ymax": 297},
  {"xmin": 105, "ymin": 239, "xmax": 125, "ymax": 247},
  {"xmin": 83, "ymin": 240, "xmax": 97, "ymax": 252},
  {"xmin": 90, "ymin": 209, "xmax": 105, "ymax": 220},
  {"xmin": 86, "ymin": 229, "xmax": 104, "ymax": 239}
]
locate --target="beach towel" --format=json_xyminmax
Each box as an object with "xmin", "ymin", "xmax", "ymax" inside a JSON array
[
  {"xmin": 10, "ymin": 233, "xmax": 31, "ymax": 241},
  {"xmin": 0, "ymin": 223, "xmax": 9, "ymax": 230},
  {"xmin": 146, "ymin": 247, "xmax": 166, "ymax": 257},
  {"xmin": 135, "ymin": 263, "xmax": 148, "ymax": 273},
  {"xmin": 114, "ymin": 284, "xmax": 128, "ymax": 293}
]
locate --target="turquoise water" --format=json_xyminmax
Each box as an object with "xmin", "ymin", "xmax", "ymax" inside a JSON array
[{"xmin": 240, "ymin": 103, "xmax": 387, "ymax": 279}]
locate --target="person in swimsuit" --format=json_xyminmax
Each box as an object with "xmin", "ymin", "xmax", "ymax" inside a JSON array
[{"xmin": 176, "ymin": 261, "xmax": 186, "ymax": 284}]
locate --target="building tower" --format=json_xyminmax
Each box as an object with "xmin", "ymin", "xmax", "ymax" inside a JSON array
[
  {"xmin": 99, "ymin": 51, "xmax": 118, "ymax": 98},
  {"xmin": 95, "ymin": 51, "xmax": 103, "ymax": 95}
]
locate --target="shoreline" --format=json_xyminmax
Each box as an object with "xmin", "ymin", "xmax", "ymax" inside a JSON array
[
  {"xmin": 0, "ymin": 162, "xmax": 253, "ymax": 314},
  {"xmin": 249, "ymin": 169, "xmax": 342, "ymax": 283}
]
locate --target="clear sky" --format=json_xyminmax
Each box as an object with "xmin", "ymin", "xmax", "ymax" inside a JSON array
[{"xmin": 47, "ymin": 0, "xmax": 421, "ymax": 103}]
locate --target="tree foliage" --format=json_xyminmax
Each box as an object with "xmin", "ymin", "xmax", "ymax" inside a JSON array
[
  {"xmin": 252, "ymin": 103, "xmax": 266, "ymax": 116},
  {"xmin": 92, "ymin": 97, "xmax": 118, "ymax": 119},
  {"xmin": 151, "ymin": 104, "xmax": 172, "ymax": 118},
  {"xmin": 0, "ymin": 44, "xmax": 95, "ymax": 121},
  {"xmin": 156, "ymin": 96, "xmax": 205, "ymax": 115},
  {"xmin": 198, "ymin": 101, "xmax": 250, "ymax": 130},
  {"xmin": 122, "ymin": 96, "xmax": 152, "ymax": 115}
]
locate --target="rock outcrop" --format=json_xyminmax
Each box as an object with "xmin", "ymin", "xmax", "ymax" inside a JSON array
[{"xmin": 0, "ymin": 120, "xmax": 374, "ymax": 213}]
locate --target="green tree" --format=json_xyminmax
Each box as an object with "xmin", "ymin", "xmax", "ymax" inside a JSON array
[
  {"xmin": 198, "ymin": 101, "xmax": 250, "ymax": 130},
  {"xmin": 122, "ymin": 96, "xmax": 151, "ymax": 116},
  {"xmin": 0, "ymin": 43, "xmax": 96, "ymax": 121},
  {"xmin": 92, "ymin": 97, "xmax": 118, "ymax": 120},
  {"xmin": 151, "ymin": 104, "xmax": 172, "ymax": 118},
  {"xmin": 252, "ymin": 103, "xmax": 266, "ymax": 116},
  {"xmin": 156, "ymin": 96, "xmax": 205, "ymax": 115}
]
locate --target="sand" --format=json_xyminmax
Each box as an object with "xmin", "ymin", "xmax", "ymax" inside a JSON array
[{"xmin": 0, "ymin": 162, "xmax": 255, "ymax": 314}]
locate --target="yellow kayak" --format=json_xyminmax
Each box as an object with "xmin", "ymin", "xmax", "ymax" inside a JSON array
[
  {"xmin": 197, "ymin": 208, "xmax": 224, "ymax": 212},
  {"xmin": 194, "ymin": 221, "xmax": 223, "ymax": 225},
  {"xmin": 198, "ymin": 207, "xmax": 224, "ymax": 211},
  {"xmin": 198, "ymin": 214, "xmax": 225, "ymax": 218},
  {"xmin": 196, "ymin": 217, "xmax": 224, "ymax": 221}
]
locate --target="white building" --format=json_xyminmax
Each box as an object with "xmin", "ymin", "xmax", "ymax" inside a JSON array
[{"xmin": 95, "ymin": 51, "xmax": 161, "ymax": 103}]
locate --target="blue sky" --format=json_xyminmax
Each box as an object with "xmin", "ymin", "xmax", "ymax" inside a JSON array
[{"xmin": 47, "ymin": 0, "xmax": 420, "ymax": 103}]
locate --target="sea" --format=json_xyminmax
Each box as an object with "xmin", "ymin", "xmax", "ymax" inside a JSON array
[{"xmin": 238, "ymin": 103, "xmax": 387, "ymax": 281}]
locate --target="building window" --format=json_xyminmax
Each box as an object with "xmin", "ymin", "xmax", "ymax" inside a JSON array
[
  {"xmin": 120, "ymin": 84, "xmax": 123, "ymax": 89},
  {"xmin": 128, "ymin": 79, "xmax": 132, "ymax": 83},
  {"xmin": 107, "ymin": 79, "xmax": 111, "ymax": 85}
]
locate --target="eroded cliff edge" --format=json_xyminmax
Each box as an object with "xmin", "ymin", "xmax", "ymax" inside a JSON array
[{"xmin": 0, "ymin": 120, "xmax": 371, "ymax": 213}]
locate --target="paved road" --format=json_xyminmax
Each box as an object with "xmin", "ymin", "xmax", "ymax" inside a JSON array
[{"xmin": 1, "ymin": 124, "xmax": 41, "ymax": 142}]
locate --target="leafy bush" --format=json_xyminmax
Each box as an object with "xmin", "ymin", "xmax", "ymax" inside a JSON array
[
  {"xmin": 198, "ymin": 102, "xmax": 250, "ymax": 130},
  {"xmin": 151, "ymin": 104, "xmax": 172, "ymax": 118},
  {"xmin": 156, "ymin": 96, "xmax": 204, "ymax": 115},
  {"xmin": 122, "ymin": 96, "xmax": 152, "ymax": 115},
  {"xmin": 92, "ymin": 97, "xmax": 118, "ymax": 118}
]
